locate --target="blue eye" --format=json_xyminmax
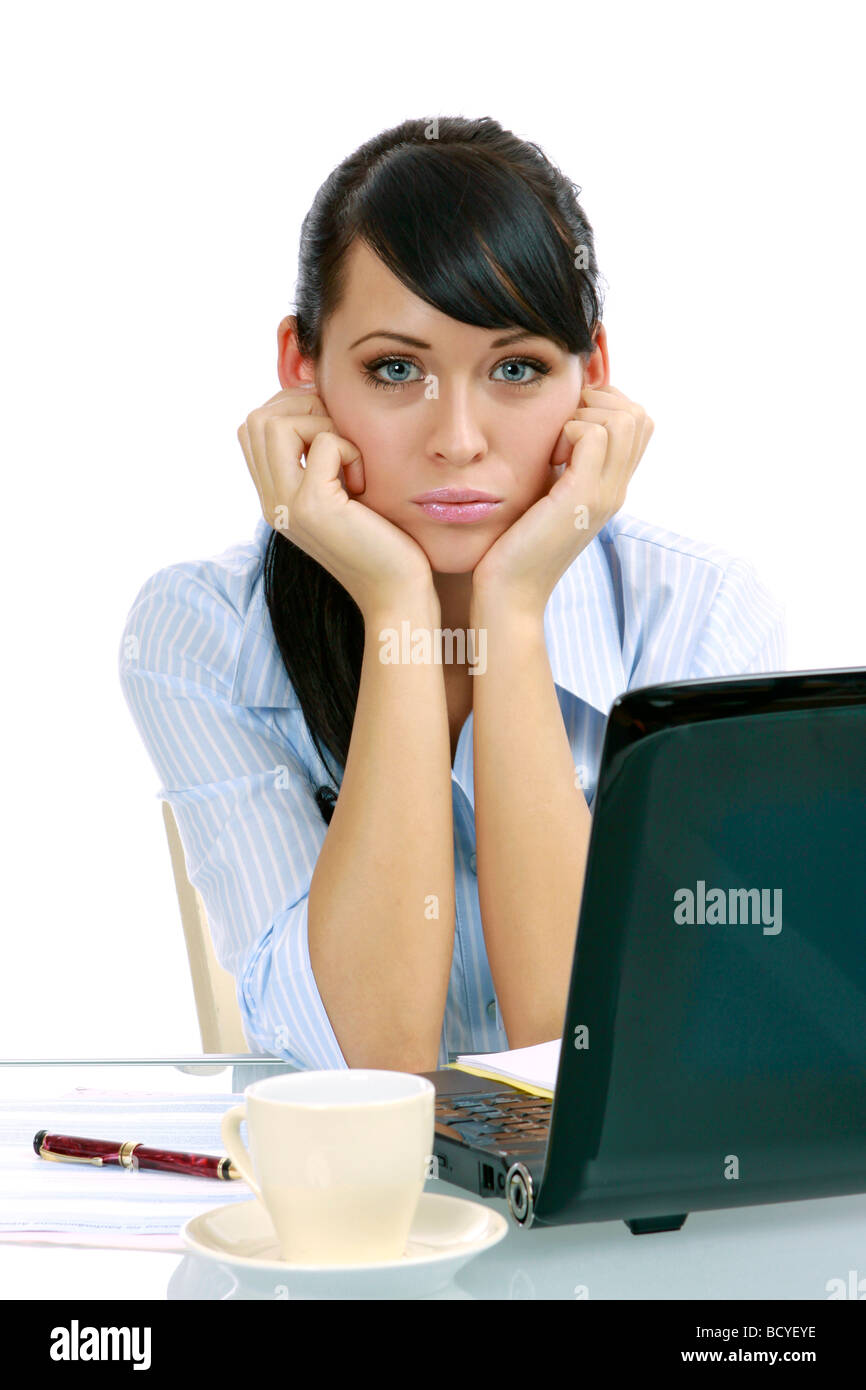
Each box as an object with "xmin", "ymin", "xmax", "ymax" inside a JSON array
[
  {"xmin": 362, "ymin": 354, "xmax": 551, "ymax": 392},
  {"xmin": 363, "ymin": 357, "xmax": 424, "ymax": 390},
  {"xmin": 491, "ymin": 358, "xmax": 549, "ymax": 387}
]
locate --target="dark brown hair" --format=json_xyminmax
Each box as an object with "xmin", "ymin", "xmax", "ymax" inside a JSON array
[{"xmin": 262, "ymin": 115, "xmax": 605, "ymax": 823}]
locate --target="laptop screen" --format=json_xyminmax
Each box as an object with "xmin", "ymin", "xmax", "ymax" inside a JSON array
[{"xmin": 537, "ymin": 671, "xmax": 866, "ymax": 1226}]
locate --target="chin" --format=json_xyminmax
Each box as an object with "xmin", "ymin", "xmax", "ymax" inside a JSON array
[{"xmin": 414, "ymin": 535, "xmax": 495, "ymax": 576}]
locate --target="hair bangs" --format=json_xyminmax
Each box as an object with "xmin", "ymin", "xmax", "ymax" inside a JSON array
[{"xmin": 351, "ymin": 143, "xmax": 592, "ymax": 357}]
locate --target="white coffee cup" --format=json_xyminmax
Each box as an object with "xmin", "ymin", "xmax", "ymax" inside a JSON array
[{"xmin": 221, "ymin": 1070, "xmax": 435, "ymax": 1265}]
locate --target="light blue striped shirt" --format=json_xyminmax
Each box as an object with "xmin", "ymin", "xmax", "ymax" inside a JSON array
[{"xmin": 118, "ymin": 511, "xmax": 786, "ymax": 1070}]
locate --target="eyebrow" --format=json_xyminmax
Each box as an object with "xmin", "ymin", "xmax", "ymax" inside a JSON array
[{"xmin": 347, "ymin": 328, "xmax": 544, "ymax": 351}]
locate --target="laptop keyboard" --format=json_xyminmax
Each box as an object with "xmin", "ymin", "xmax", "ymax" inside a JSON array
[{"xmin": 434, "ymin": 1090, "xmax": 551, "ymax": 1153}]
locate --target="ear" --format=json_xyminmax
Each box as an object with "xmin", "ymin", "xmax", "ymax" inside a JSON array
[{"xmin": 277, "ymin": 315, "xmax": 317, "ymax": 391}]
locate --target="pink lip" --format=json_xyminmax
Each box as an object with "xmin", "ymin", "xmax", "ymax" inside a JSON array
[
  {"xmin": 411, "ymin": 488, "xmax": 501, "ymax": 503},
  {"xmin": 413, "ymin": 499, "xmax": 502, "ymax": 524}
]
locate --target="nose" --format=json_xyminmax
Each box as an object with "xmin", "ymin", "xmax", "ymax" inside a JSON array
[{"xmin": 424, "ymin": 378, "xmax": 488, "ymax": 466}]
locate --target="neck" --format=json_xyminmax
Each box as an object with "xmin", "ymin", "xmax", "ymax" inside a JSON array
[{"xmin": 432, "ymin": 570, "xmax": 474, "ymax": 637}]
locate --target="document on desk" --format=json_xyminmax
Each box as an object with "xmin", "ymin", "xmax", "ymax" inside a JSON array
[
  {"xmin": 0, "ymin": 1088, "xmax": 256, "ymax": 1252},
  {"xmin": 447, "ymin": 1039, "xmax": 561, "ymax": 1098}
]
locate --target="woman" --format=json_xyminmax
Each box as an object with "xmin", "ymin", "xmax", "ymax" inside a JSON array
[{"xmin": 119, "ymin": 115, "xmax": 785, "ymax": 1073}]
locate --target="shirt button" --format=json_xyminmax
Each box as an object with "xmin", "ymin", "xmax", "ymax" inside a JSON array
[
  {"xmin": 469, "ymin": 852, "xmax": 477, "ymax": 874},
  {"xmin": 486, "ymin": 998, "xmax": 497, "ymax": 1020}
]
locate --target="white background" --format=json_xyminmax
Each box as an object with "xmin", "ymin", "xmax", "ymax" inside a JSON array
[{"xmin": 2, "ymin": 1, "xmax": 862, "ymax": 1055}]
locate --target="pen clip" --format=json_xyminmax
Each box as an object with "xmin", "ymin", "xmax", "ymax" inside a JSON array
[{"xmin": 38, "ymin": 1144, "xmax": 104, "ymax": 1166}]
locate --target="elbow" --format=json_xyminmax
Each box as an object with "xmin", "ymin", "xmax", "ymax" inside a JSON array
[
  {"xmin": 241, "ymin": 992, "xmax": 437, "ymax": 1074},
  {"xmin": 243, "ymin": 901, "xmax": 442, "ymax": 1075},
  {"xmin": 238, "ymin": 909, "xmax": 348, "ymax": 1072},
  {"xmin": 237, "ymin": 991, "xmax": 322, "ymax": 1071}
]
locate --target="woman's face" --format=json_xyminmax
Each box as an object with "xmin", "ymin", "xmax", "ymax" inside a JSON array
[{"xmin": 280, "ymin": 238, "xmax": 608, "ymax": 575}]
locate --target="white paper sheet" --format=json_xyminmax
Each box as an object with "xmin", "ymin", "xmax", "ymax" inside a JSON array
[
  {"xmin": 451, "ymin": 1039, "xmax": 561, "ymax": 1096},
  {"xmin": 0, "ymin": 1088, "xmax": 254, "ymax": 1243}
]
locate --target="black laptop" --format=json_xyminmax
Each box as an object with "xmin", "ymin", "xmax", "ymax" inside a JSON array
[{"xmin": 420, "ymin": 668, "xmax": 866, "ymax": 1235}]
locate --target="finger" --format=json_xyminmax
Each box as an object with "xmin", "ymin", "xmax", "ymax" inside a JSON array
[
  {"xmin": 341, "ymin": 448, "xmax": 366, "ymax": 496},
  {"xmin": 249, "ymin": 392, "xmax": 330, "ymax": 426},
  {"xmin": 261, "ymin": 383, "xmax": 321, "ymax": 407},
  {"xmin": 581, "ymin": 385, "xmax": 646, "ymax": 432},
  {"xmin": 237, "ymin": 420, "xmax": 266, "ymax": 513},
  {"xmin": 245, "ymin": 390, "xmax": 331, "ymax": 480},
  {"xmin": 629, "ymin": 414, "xmax": 654, "ymax": 478},
  {"xmin": 557, "ymin": 416, "xmax": 633, "ymax": 529},
  {"xmin": 239, "ymin": 392, "xmax": 334, "ymax": 528},
  {"xmin": 558, "ymin": 419, "xmax": 610, "ymax": 500},
  {"xmin": 292, "ymin": 430, "xmax": 365, "ymax": 515},
  {"xmin": 580, "ymin": 387, "xmax": 653, "ymax": 478},
  {"xmin": 580, "ymin": 388, "xmax": 645, "ymax": 421},
  {"xmin": 250, "ymin": 407, "xmax": 331, "ymax": 502},
  {"xmin": 303, "ymin": 428, "xmax": 363, "ymax": 490},
  {"xmin": 261, "ymin": 414, "xmax": 341, "ymax": 526},
  {"xmin": 582, "ymin": 383, "xmax": 628, "ymax": 400},
  {"xmin": 573, "ymin": 401, "xmax": 642, "ymax": 473},
  {"xmin": 262, "ymin": 418, "xmax": 360, "ymax": 498},
  {"xmin": 569, "ymin": 406, "xmax": 637, "ymax": 474}
]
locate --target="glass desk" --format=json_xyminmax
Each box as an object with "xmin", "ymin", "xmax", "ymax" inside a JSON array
[{"xmin": 1, "ymin": 1059, "xmax": 863, "ymax": 1301}]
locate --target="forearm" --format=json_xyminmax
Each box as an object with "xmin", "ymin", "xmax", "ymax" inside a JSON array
[
  {"xmin": 471, "ymin": 594, "xmax": 591, "ymax": 1048},
  {"xmin": 308, "ymin": 586, "xmax": 455, "ymax": 1072}
]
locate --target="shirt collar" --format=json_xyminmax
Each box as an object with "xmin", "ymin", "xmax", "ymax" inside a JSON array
[
  {"xmin": 230, "ymin": 515, "xmax": 626, "ymax": 720},
  {"xmin": 541, "ymin": 525, "xmax": 626, "ymax": 718}
]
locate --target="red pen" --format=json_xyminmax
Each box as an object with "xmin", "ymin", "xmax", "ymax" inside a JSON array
[{"xmin": 33, "ymin": 1130, "xmax": 242, "ymax": 1180}]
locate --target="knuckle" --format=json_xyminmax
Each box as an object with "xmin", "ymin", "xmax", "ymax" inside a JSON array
[{"xmin": 610, "ymin": 412, "xmax": 635, "ymax": 436}]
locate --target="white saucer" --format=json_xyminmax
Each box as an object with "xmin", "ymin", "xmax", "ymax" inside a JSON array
[{"xmin": 180, "ymin": 1192, "xmax": 508, "ymax": 1298}]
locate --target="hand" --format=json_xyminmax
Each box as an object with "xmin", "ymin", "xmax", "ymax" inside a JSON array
[
  {"xmin": 471, "ymin": 384, "xmax": 654, "ymax": 617},
  {"xmin": 237, "ymin": 386, "xmax": 434, "ymax": 618}
]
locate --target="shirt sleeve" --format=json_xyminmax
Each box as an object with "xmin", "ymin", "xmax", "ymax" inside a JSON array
[
  {"xmin": 117, "ymin": 567, "xmax": 350, "ymax": 1071},
  {"xmin": 688, "ymin": 556, "xmax": 787, "ymax": 678}
]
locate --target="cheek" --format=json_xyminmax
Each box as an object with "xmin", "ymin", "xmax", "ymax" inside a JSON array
[
  {"xmin": 354, "ymin": 405, "xmax": 412, "ymax": 466},
  {"xmin": 507, "ymin": 404, "xmax": 562, "ymax": 459},
  {"xmin": 323, "ymin": 395, "xmax": 395, "ymax": 476},
  {"xmin": 342, "ymin": 416, "xmax": 409, "ymax": 507},
  {"xmin": 509, "ymin": 430, "xmax": 558, "ymax": 491}
]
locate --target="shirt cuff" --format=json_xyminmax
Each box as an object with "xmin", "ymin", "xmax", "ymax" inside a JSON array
[{"xmin": 238, "ymin": 897, "xmax": 350, "ymax": 1071}]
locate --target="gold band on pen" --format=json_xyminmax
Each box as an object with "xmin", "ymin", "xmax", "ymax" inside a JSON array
[
  {"xmin": 106, "ymin": 1141, "xmax": 241, "ymax": 1178},
  {"xmin": 118, "ymin": 1140, "xmax": 141, "ymax": 1169}
]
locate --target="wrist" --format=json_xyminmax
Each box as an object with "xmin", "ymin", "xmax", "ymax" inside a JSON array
[
  {"xmin": 470, "ymin": 581, "xmax": 546, "ymax": 631},
  {"xmin": 362, "ymin": 581, "xmax": 441, "ymax": 632}
]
